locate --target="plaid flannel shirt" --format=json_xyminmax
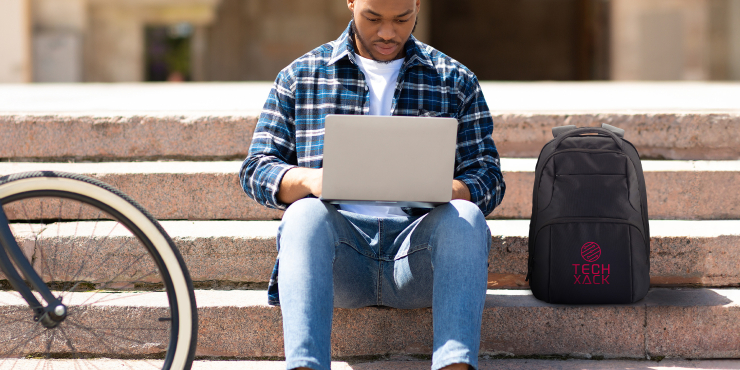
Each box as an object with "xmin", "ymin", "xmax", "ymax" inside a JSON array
[{"xmin": 240, "ymin": 21, "xmax": 505, "ymax": 306}]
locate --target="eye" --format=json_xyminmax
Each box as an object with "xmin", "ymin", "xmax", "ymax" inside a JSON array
[
  {"xmin": 365, "ymin": 16, "xmax": 380, "ymax": 22},
  {"xmin": 396, "ymin": 18, "xmax": 410, "ymax": 23}
]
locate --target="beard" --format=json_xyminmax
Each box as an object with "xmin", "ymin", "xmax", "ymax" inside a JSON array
[{"xmin": 350, "ymin": 15, "xmax": 416, "ymax": 63}]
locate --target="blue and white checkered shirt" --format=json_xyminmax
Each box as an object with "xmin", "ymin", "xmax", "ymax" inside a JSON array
[{"xmin": 240, "ymin": 21, "xmax": 505, "ymax": 305}]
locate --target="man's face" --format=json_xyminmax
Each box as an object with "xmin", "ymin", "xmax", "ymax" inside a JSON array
[{"xmin": 348, "ymin": 0, "xmax": 420, "ymax": 62}]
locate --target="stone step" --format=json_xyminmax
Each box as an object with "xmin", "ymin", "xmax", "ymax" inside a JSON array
[
  {"xmin": 5, "ymin": 220, "xmax": 740, "ymax": 289},
  {"xmin": 3, "ymin": 358, "xmax": 740, "ymax": 370},
  {"xmin": 1, "ymin": 83, "xmax": 740, "ymax": 161},
  {"xmin": 4, "ymin": 113, "xmax": 740, "ymax": 161},
  {"xmin": 3, "ymin": 114, "xmax": 740, "ymax": 162},
  {"xmin": 1, "ymin": 288, "xmax": 739, "ymax": 359},
  {"xmin": 2, "ymin": 159, "xmax": 740, "ymax": 221}
]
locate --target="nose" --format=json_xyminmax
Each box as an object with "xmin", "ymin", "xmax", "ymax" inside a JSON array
[{"xmin": 377, "ymin": 21, "xmax": 395, "ymax": 41}]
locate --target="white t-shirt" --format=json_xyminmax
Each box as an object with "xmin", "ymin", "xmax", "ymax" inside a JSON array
[{"xmin": 338, "ymin": 54, "xmax": 407, "ymax": 217}]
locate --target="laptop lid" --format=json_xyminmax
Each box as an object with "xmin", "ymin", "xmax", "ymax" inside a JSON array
[{"xmin": 320, "ymin": 114, "xmax": 458, "ymax": 207}]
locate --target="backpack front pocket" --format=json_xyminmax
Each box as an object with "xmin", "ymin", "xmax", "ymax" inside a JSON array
[{"xmin": 535, "ymin": 219, "xmax": 644, "ymax": 304}]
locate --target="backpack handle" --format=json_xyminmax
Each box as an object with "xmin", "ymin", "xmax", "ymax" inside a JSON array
[{"xmin": 552, "ymin": 126, "xmax": 624, "ymax": 150}]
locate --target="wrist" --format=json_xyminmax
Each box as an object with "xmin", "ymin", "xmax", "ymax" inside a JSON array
[{"xmin": 452, "ymin": 179, "xmax": 471, "ymax": 201}]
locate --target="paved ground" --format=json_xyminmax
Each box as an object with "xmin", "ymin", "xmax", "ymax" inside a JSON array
[
  {"xmin": 2, "ymin": 82, "xmax": 740, "ymax": 115},
  {"xmin": 3, "ymin": 359, "xmax": 740, "ymax": 370}
]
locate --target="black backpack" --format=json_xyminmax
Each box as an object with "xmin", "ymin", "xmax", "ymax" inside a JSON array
[{"xmin": 526, "ymin": 124, "xmax": 650, "ymax": 304}]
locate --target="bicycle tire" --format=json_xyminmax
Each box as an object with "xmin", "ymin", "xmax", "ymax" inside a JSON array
[{"xmin": 0, "ymin": 171, "xmax": 197, "ymax": 370}]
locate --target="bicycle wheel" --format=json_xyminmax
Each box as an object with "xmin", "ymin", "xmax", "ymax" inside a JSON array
[{"xmin": 0, "ymin": 171, "xmax": 197, "ymax": 370}]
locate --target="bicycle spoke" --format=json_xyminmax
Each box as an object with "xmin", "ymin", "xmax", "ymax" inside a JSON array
[
  {"xmin": 32, "ymin": 356, "xmax": 44, "ymax": 370},
  {"xmin": 0, "ymin": 324, "xmax": 44, "ymax": 358},
  {"xmin": 0, "ymin": 315, "xmax": 39, "ymax": 346},
  {"xmin": 75, "ymin": 256, "xmax": 156, "ymax": 307},
  {"xmin": 64, "ymin": 321, "xmax": 142, "ymax": 355},
  {"xmin": 68, "ymin": 221, "xmax": 126, "ymax": 288},
  {"xmin": 0, "ymin": 316, "xmax": 33, "ymax": 331},
  {"xmin": 70, "ymin": 324, "xmax": 164, "ymax": 348},
  {"xmin": 59, "ymin": 282, "xmax": 83, "ymax": 300},
  {"xmin": 81, "ymin": 288, "xmax": 163, "ymax": 306},
  {"xmin": 81, "ymin": 360, "xmax": 103, "ymax": 370},
  {"xmin": 66, "ymin": 316, "xmax": 167, "ymax": 337},
  {"xmin": 44, "ymin": 329, "xmax": 57, "ymax": 358},
  {"xmin": 69, "ymin": 230, "xmax": 155, "ymax": 296},
  {"xmin": 0, "ymin": 174, "xmax": 194, "ymax": 369},
  {"xmin": 66, "ymin": 210, "xmax": 105, "ymax": 283}
]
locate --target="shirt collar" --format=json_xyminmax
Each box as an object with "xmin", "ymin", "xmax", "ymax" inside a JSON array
[{"xmin": 328, "ymin": 20, "xmax": 435, "ymax": 71}]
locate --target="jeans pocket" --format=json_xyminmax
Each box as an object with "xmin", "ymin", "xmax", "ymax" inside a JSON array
[{"xmin": 394, "ymin": 242, "xmax": 429, "ymax": 260}]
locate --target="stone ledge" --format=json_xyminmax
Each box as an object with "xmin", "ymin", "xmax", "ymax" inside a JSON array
[
  {"xmin": 3, "ymin": 83, "xmax": 739, "ymax": 161},
  {"xmin": 493, "ymin": 113, "xmax": 740, "ymax": 159},
  {"xmin": 4, "ymin": 220, "xmax": 740, "ymax": 288},
  {"xmin": 2, "ymin": 288, "xmax": 737, "ymax": 359},
  {"xmin": 3, "ymin": 113, "xmax": 740, "ymax": 160},
  {"xmin": 2, "ymin": 160, "xmax": 740, "ymax": 220},
  {"xmin": 0, "ymin": 115, "xmax": 257, "ymax": 161}
]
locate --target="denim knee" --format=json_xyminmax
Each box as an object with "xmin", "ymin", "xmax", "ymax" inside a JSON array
[
  {"xmin": 445, "ymin": 199, "xmax": 487, "ymax": 225},
  {"xmin": 435, "ymin": 199, "xmax": 489, "ymax": 233},
  {"xmin": 429, "ymin": 200, "xmax": 491, "ymax": 257},
  {"xmin": 278, "ymin": 198, "xmax": 338, "ymax": 256},
  {"xmin": 281, "ymin": 198, "xmax": 333, "ymax": 223}
]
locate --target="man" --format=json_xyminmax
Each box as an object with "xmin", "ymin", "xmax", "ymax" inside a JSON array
[{"xmin": 240, "ymin": 0, "xmax": 505, "ymax": 369}]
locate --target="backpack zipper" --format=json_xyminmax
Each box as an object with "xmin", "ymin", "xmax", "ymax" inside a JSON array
[
  {"xmin": 527, "ymin": 148, "xmax": 646, "ymax": 281},
  {"xmin": 525, "ymin": 217, "xmax": 646, "ymax": 281},
  {"xmin": 538, "ymin": 217, "xmax": 644, "ymax": 231}
]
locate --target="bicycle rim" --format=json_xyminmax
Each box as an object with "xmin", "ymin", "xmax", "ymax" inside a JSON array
[{"xmin": 0, "ymin": 172, "xmax": 196, "ymax": 370}]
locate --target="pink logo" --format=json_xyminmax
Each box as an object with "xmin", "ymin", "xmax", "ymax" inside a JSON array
[{"xmin": 581, "ymin": 242, "xmax": 601, "ymax": 262}]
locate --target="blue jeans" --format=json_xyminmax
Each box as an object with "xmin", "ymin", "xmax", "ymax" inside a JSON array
[{"xmin": 277, "ymin": 198, "xmax": 491, "ymax": 370}]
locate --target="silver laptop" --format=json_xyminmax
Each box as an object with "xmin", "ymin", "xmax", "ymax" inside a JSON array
[{"xmin": 320, "ymin": 114, "xmax": 458, "ymax": 208}]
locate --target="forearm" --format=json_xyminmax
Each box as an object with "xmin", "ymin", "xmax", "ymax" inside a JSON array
[
  {"xmin": 277, "ymin": 167, "xmax": 323, "ymax": 205},
  {"xmin": 452, "ymin": 179, "xmax": 471, "ymax": 201}
]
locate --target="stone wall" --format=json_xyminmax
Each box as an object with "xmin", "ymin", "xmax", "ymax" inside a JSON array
[
  {"xmin": 32, "ymin": 0, "xmax": 87, "ymax": 82},
  {"xmin": 5, "ymin": 0, "xmax": 740, "ymax": 83},
  {"xmin": 610, "ymin": 0, "xmax": 711, "ymax": 80},
  {"xmin": 0, "ymin": 0, "xmax": 31, "ymax": 83},
  {"xmin": 707, "ymin": 0, "xmax": 740, "ymax": 81},
  {"xmin": 428, "ymin": 0, "xmax": 611, "ymax": 81},
  {"xmin": 203, "ymin": 0, "xmax": 430, "ymax": 81},
  {"xmin": 729, "ymin": 0, "xmax": 740, "ymax": 80},
  {"xmin": 84, "ymin": 0, "xmax": 220, "ymax": 82}
]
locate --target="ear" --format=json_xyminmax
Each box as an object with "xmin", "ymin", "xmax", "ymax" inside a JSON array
[{"xmin": 347, "ymin": 0, "xmax": 355, "ymax": 12}]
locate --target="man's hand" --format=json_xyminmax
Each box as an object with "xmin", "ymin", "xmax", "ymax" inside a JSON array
[
  {"xmin": 277, "ymin": 168, "xmax": 323, "ymax": 205},
  {"xmin": 452, "ymin": 179, "xmax": 471, "ymax": 201}
]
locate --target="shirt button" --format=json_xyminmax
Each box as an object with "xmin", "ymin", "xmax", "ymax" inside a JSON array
[{"xmin": 364, "ymin": 86, "xmax": 368, "ymax": 90}]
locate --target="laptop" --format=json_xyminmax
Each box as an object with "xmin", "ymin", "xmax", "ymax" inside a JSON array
[{"xmin": 320, "ymin": 114, "xmax": 458, "ymax": 208}]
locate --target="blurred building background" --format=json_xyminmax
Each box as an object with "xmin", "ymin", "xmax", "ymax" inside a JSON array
[{"xmin": 1, "ymin": 0, "xmax": 739, "ymax": 83}]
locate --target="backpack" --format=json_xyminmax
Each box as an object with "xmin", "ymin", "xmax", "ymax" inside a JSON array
[{"xmin": 526, "ymin": 124, "xmax": 650, "ymax": 304}]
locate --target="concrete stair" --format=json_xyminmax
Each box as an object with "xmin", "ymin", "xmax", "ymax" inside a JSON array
[
  {"xmin": 5, "ymin": 220, "xmax": 740, "ymax": 289},
  {"xmin": 2, "ymin": 159, "xmax": 740, "ymax": 220},
  {"xmin": 2, "ymin": 82, "xmax": 740, "ymax": 362},
  {"xmin": 2, "ymin": 288, "xmax": 739, "ymax": 359},
  {"xmin": 2, "ymin": 83, "xmax": 740, "ymax": 161},
  {"xmin": 3, "ymin": 112, "xmax": 740, "ymax": 161}
]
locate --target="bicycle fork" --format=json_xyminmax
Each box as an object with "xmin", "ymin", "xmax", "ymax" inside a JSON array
[{"xmin": 0, "ymin": 206, "xmax": 67, "ymax": 328}]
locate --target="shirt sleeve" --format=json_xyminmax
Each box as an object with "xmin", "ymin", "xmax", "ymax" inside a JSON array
[
  {"xmin": 240, "ymin": 71, "xmax": 298, "ymax": 210},
  {"xmin": 453, "ymin": 77, "xmax": 506, "ymax": 216}
]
